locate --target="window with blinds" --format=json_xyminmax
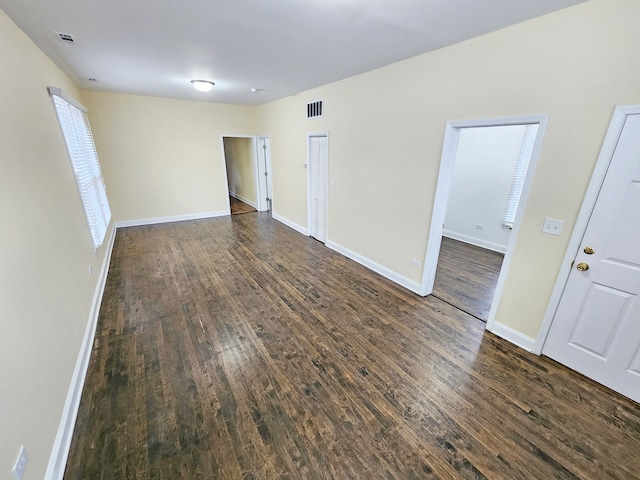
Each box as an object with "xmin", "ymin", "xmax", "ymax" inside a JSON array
[
  {"xmin": 502, "ymin": 124, "xmax": 538, "ymax": 228},
  {"xmin": 49, "ymin": 87, "xmax": 111, "ymax": 249}
]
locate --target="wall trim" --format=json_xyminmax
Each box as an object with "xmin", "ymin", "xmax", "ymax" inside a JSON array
[
  {"xmin": 272, "ymin": 213, "xmax": 309, "ymax": 236},
  {"xmin": 326, "ymin": 240, "xmax": 421, "ymax": 295},
  {"xmin": 488, "ymin": 321, "xmax": 535, "ymax": 352},
  {"xmin": 442, "ymin": 230, "xmax": 507, "ymax": 254},
  {"xmin": 229, "ymin": 191, "xmax": 258, "ymax": 209},
  {"xmin": 114, "ymin": 210, "xmax": 229, "ymax": 228},
  {"xmin": 45, "ymin": 223, "xmax": 117, "ymax": 480}
]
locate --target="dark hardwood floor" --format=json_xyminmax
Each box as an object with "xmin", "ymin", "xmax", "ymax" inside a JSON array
[
  {"xmin": 433, "ymin": 237, "xmax": 504, "ymax": 321},
  {"xmin": 230, "ymin": 195, "xmax": 257, "ymax": 215},
  {"xmin": 65, "ymin": 213, "xmax": 640, "ymax": 479}
]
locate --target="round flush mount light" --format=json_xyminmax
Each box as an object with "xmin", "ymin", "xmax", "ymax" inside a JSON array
[{"xmin": 191, "ymin": 80, "xmax": 215, "ymax": 92}]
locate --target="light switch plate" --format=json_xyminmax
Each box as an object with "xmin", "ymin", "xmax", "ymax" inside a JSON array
[{"xmin": 542, "ymin": 218, "xmax": 564, "ymax": 236}]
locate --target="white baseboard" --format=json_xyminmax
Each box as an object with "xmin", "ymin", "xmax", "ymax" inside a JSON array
[
  {"xmin": 487, "ymin": 321, "xmax": 536, "ymax": 352},
  {"xmin": 272, "ymin": 213, "xmax": 309, "ymax": 236},
  {"xmin": 115, "ymin": 210, "xmax": 230, "ymax": 228},
  {"xmin": 229, "ymin": 192, "xmax": 258, "ymax": 209},
  {"xmin": 326, "ymin": 240, "xmax": 422, "ymax": 295},
  {"xmin": 45, "ymin": 223, "xmax": 117, "ymax": 480},
  {"xmin": 443, "ymin": 230, "xmax": 507, "ymax": 254}
]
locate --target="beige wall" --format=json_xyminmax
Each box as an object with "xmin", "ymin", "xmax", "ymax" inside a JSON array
[
  {"xmin": 257, "ymin": 0, "xmax": 640, "ymax": 339},
  {"xmin": 0, "ymin": 9, "xmax": 113, "ymax": 479},
  {"xmin": 256, "ymin": 97, "xmax": 310, "ymax": 226},
  {"xmin": 223, "ymin": 137, "xmax": 257, "ymax": 205},
  {"xmin": 81, "ymin": 91, "xmax": 257, "ymax": 222}
]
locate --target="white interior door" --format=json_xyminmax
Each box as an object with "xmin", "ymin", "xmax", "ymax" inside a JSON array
[
  {"xmin": 308, "ymin": 134, "xmax": 328, "ymax": 243},
  {"xmin": 543, "ymin": 113, "xmax": 640, "ymax": 403},
  {"xmin": 257, "ymin": 136, "xmax": 272, "ymax": 212}
]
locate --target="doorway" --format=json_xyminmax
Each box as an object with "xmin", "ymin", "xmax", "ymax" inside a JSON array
[
  {"xmin": 432, "ymin": 124, "xmax": 537, "ymax": 321},
  {"xmin": 222, "ymin": 136, "xmax": 258, "ymax": 215},
  {"xmin": 421, "ymin": 115, "xmax": 549, "ymax": 327},
  {"xmin": 307, "ymin": 133, "xmax": 329, "ymax": 243}
]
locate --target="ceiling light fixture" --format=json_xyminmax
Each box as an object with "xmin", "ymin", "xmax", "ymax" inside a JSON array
[
  {"xmin": 191, "ymin": 80, "xmax": 215, "ymax": 92},
  {"xmin": 251, "ymin": 88, "xmax": 264, "ymax": 93}
]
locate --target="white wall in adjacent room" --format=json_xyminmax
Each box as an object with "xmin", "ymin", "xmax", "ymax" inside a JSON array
[{"xmin": 444, "ymin": 125, "xmax": 527, "ymax": 253}]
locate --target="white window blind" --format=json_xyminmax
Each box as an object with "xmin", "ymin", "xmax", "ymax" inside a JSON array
[
  {"xmin": 49, "ymin": 87, "xmax": 111, "ymax": 249},
  {"xmin": 502, "ymin": 124, "xmax": 538, "ymax": 228}
]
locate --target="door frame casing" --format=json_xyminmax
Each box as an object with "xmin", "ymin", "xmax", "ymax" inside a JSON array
[
  {"xmin": 419, "ymin": 114, "xmax": 550, "ymax": 331},
  {"xmin": 306, "ymin": 131, "xmax": 330, "ymax": 240},
  {"xmin": 534, "ymin": 105, "xmax": 640, "ymax": 354},
  {"xmin": 256, "ymin": 136, "xmax": 272, "ymax": 212}
]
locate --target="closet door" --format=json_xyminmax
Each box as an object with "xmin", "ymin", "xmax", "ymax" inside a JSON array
[{"xmin": 309, "ymin": 134, "xmax": 328, "ymax": 243}]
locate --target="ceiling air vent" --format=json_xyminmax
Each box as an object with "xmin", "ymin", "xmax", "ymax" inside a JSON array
[
  {"xmin": 307, "ymin": 100, "xmax": 323, "ymax": 119},
  {"xmin": 54, "ymin": 31, "xmax": 76, "ymax": 44}
]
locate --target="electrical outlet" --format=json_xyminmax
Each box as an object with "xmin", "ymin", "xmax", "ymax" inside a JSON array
[
  {"xmin": 411, "ymin": 259, "xmax": 421, "ymax": 268},
  {"xmin": 12, "ymin": 445, "xmax": 27, "ymax": 480},
  {"xmin": 475, "ymin": 224, "xmax": 483, "ymax": 230}
]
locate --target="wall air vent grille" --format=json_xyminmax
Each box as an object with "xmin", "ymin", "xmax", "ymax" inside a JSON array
[
  {"xmin": 55, "ymin": 31, "xmax": 76, "ymax": 44},
  {"xmin": 307, "ymin": 100, "xmax": 323, "ymax": 118}
]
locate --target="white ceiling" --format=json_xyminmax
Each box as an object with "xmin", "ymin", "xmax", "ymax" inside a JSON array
[{"xmin": 1, "ymin": 0, "xmax": 586, "ymax": 106}]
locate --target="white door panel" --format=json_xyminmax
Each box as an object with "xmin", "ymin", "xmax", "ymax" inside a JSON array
[
  {"xmin": 543, "ymin": 113, "xmax": 640, "ymax": 403},
  {"xmin": 568, "ymin": 283, "xmax": 633, "ymax": 357},
  {"xmin": 309, "ymin": 135, "xmax": 328, "ymax": 243}
]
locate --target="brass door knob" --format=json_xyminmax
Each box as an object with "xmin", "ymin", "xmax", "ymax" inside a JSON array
[
  {"xmin": 577, "ymin": 262, "xmax": 589, "ymax": 271},
  {"xmin": 583, "ymin": 246, "xmax": 596, "ymax": 255}
]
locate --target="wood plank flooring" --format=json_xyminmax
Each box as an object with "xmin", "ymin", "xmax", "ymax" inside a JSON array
[
  {"xmin": 432, "ymin": 237, "xmax": 504, "ymax": 321},
  {"xmin": 65, "ymin": 213, "xmax": 640, "ymax": 479},
  {"xmin": 230, "ymin": 195, "xmax": 257, "ymax": 215}
]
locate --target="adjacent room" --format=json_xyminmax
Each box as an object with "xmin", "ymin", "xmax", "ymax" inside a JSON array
[
  {"xmin": 432, "ymin": 124, "xmax": 538, "ymax": 321},
  {"xmin": 223, "ymin": 136, "xmax": 259, "ymax": 215},
  {"xmin": 2, "ymin": 0, "xmax": 640, "ymax": 479}
]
